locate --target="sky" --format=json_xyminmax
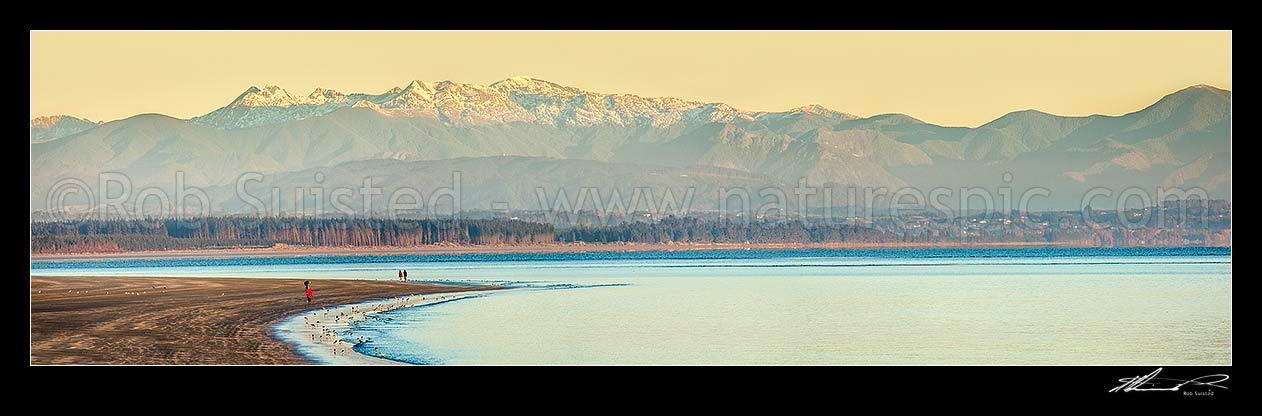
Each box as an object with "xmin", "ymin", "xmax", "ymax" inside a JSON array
[{"xmin": 30, "ymin": 31, "xmax": 1230, "ymax": 127}]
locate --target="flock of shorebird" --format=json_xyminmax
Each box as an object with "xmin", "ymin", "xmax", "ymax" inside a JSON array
[
  {"xmin": 302, "ymin": 293, "xmax": 460, "ymax": 358},
  {"xmin": 33, "ymin": 286, "xmax": 171, "ymax": 296}
]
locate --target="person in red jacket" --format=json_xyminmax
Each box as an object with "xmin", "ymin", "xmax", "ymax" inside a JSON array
[
  {"xmin": 305, "ymin": 281, "xmax": 313, "ymax": 304},
  {"xmin": 398, "ymin": 270, "xmax": 403, "ymax": 281}
]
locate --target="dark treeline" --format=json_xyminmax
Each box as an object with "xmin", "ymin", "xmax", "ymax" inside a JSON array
[
  {"xmin": 29, "ymin": 216, "xmax": 898, "ymax": 254},
  {"xmin": 557, "ymin": 216, "xmax": 894, "ymax": 244},
  {"xmin": 30, "ymin": 217, "xmax": 556, "ymax": 254},
  {"xmin": 31, "ymin": 209, "xmax": 1228, "ymax": 254}
]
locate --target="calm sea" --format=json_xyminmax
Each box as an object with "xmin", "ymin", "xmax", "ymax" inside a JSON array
[{"xmin": 32, "ymin": 247, "xmax": 1232, "ymax": 364}]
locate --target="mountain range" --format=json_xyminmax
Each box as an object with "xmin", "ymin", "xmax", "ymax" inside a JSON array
[
  {"xmin": 30, "ymin": 77, "xmax": 1230, "ymax": 214},
  {"xmin": 30, "ymin": 115, "xmax": 99, "ymax": 143}
]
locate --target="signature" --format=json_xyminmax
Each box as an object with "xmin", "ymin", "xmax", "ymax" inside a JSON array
[{"xmin": 1110, "ymin": 368, "xmax": 1229, "ymax": 393}]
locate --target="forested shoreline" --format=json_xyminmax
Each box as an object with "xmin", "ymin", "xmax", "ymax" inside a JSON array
[
  {"xmin": 30, "ymin": 210, "xmax": 1230, "ymax": 254},
  {"xmin": 30, "ymin": 216, "xmax": 905, "ymax": 254},
  {"xmin": 30, "ymin": 218, "xmax": 555, "ymax": 254}
]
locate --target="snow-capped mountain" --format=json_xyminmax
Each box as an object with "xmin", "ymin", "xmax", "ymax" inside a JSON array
[
  {"xmin": 189, "ymin": 76, "xmax": 852, "ymax": 130},
  {"xmin": 30, "ymin": 115, "xmax": 99, "ymax": 143},
  {"xmin": 189, "ymin": 84, "xmax": 402, "ymax": 129},
  {"xmin": 30, "ymin": 81, "xmax": 1229, "ymax": 213}
]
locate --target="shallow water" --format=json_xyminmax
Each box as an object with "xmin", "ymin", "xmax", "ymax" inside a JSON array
[{"xmin": 33, "ymin": 247, "xmax": 1232, "ymax": 364}]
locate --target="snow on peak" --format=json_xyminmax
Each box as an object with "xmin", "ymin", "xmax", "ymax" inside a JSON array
[
  {"xmin": 492, "ymin": 76, "xmax": 540, "ymax": 89},
  {"xmin": 404, "ymin": 80, "xmax": 434, "ymax": 92},
  {"xmin": 350, "ymin": 100, "xmax": 381, "ymax": 110},
  {"xmin": 306, "ymin": 88, "xmax": 347, "ymax": 105},
  {"xmin": 31, "ymin": 115, "xmax": 94, "ymax": 129},
  {"xmin": 687, "ymin": 102, "xmax": 755, "ymax": 123},
  {"xmin": 795, "ymin": 104, "xmax": 829, "ymax": 114},
  {"xmin": 191, "ymin": 77, "xmax": 852, "ymax": 130},
  {"xmin": 786, "ymin": 104, "xmax": 857, "ymax": 119},
  {"xmin": 232, "ymin": 85, "xmax": 300, "ymax": 108},
  {"xmin": 378, "ymin": 80, "xmax": 438, "ymax": 111},
  {"xmin": 491, "ymin": 76, "xmax": 574, "ymax": 96},
  {"xmin": 195, "ymin": 84, "xmax": 360, "ymax": 129},
  {"xmin": 31, "ymin": 115, "xmax": 99, "ymax": 142}
]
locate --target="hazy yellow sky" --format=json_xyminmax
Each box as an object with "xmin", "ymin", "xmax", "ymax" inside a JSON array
[{"xmin": 30, "ymin": 31, "xmax": 1230, "ymax": 127}]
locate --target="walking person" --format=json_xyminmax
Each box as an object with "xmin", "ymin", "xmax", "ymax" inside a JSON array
[
  {"xmin": 398, "ymin": 270, "xmax": 403, "ymax": 281},
  {"xmin": 404, "ymin": 270, "xmax": 408, "ymax": 282},
  {"xmin": 305, "ymin": 281, "xmax": 313, "ymax": 304}
]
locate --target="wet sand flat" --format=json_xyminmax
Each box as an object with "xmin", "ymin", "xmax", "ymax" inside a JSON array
[{"xmin": 30, "ymin": 276, "xmax": 499, "ymax": 364}]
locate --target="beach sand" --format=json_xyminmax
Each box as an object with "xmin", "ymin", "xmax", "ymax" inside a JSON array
[{"xmin": 30, "ymin": 276, "xmax": 500, "ymax": 364}]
